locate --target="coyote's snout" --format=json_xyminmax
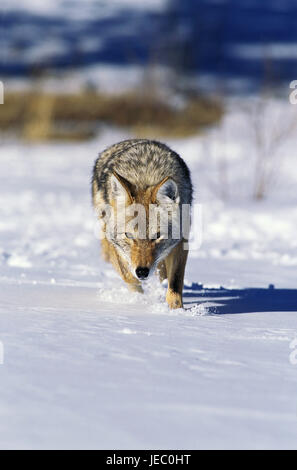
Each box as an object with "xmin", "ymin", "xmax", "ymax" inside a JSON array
[{"xmin": 92, "ymin": 139, "xmax": 192, "ymax": 309}]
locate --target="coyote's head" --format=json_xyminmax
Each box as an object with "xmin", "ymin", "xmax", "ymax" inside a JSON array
[{"xmin": 101, "ymin": 171, "xmax": 188, "ymax": 281}]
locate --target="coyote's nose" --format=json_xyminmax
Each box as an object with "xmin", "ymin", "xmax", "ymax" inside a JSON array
[{"xmin": 135, "ymin": 266, "xmax": 149, "ymax": 280}]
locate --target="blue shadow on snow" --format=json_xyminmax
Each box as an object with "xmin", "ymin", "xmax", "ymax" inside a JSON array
[{"xmin": 183, "ymin": 283, "xmax": 297, "ymax": 314}]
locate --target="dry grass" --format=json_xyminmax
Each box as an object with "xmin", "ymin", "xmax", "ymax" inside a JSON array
[{"xmin": 0, "ymin": 90, "xmax": 223, "ymax": 141}]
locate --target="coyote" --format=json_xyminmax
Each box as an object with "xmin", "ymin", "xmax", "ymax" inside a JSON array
[{"xmin": 92, "ymin": 139, "xmax": 192, "ymax": 309}]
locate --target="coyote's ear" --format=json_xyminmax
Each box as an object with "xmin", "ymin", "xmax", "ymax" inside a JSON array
[
  {"xmin": 110, "ymin": 172, "xmax": 133, "ymax": 203},
  {"xmin": 154, "ymin": 177, "xmax": 180, "ymax": 204}
]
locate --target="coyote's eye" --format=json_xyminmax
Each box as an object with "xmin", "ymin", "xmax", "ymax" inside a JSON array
[{"xmin": 125, "ymin": 232, "xmax": 134, "ymax": 239}]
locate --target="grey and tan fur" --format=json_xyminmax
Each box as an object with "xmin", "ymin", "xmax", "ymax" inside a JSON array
[{"xmin": 92, "ymin": 139, "xmax": 192, "ymax": 309}]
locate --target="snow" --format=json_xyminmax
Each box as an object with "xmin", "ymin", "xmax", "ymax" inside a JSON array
[
  {"xmin": 4, "ymin": 64, "xmax": 169, "ymax": 96},
  {"xmin": 0, "ymin": 100, "xmax": 297, "ymax": 449},
  {"xmin": 229, "ymin": 43, "xmax": 297, "ymax": 60},
  {"xmin": 3, "ymin": 0, "xmax": 166, "ymax": 17}
]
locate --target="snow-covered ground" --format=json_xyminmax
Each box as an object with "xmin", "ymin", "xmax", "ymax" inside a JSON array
[{"xmin": 0, "ymin": 100, "xmax": 297, "ymax": 449}]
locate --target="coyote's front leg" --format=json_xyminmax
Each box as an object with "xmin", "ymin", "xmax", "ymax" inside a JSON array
[{"xmin": 165, "ymin": 240, "xmax": 188, "ymax": 309}]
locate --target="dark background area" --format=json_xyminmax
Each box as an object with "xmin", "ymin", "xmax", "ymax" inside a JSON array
[{"xmin": 1, "ymin": 0, "xmax": 297, "ymax": 93}]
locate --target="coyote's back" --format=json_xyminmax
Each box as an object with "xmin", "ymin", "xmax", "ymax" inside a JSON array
[{"xmin": 92, "ymin": 139, "xmax": 192, "ymax": 309}]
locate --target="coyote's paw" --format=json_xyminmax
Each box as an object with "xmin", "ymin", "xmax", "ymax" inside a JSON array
[{"xmin": 166, "ymin": 289, "xmax": 183, "ymax": 309}]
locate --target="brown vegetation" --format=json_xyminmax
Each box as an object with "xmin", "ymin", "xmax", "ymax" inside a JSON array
[{"xmin": 0, "ymin": 90, "xmax": 223, "ymax": 141}]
